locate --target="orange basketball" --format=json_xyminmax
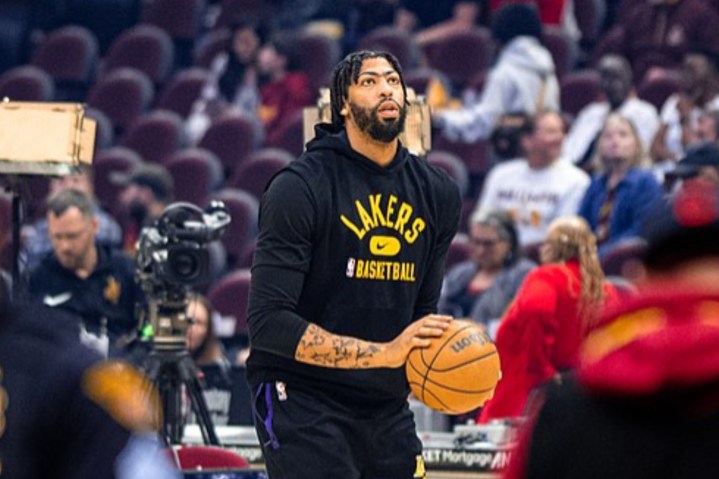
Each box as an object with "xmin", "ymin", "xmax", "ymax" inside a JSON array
[{"xmin": 406, "ymin": 319, "xmax": 501, "ymax": 414}]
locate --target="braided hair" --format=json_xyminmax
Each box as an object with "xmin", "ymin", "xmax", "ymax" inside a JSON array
[{"xmin": 329, "ymin": 50, "xmax": 407, "ymax": 129}]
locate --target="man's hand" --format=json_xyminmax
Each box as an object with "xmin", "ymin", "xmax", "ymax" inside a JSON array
[{"xmin": 382, "ymin": 314, "xmax": 453, "ymax": 368}]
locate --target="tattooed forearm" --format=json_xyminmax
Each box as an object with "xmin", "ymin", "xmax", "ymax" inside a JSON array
[{"xmin": 295, "ymin": 324, "xmax": 384, "ymax": 368}]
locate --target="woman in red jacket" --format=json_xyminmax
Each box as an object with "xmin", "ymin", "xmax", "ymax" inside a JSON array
[{"xmin": 479, "ymin": 215, "xmax": 616, "ymax": 422}]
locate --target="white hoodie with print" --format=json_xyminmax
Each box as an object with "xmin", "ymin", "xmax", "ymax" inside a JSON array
[{"xmin": 438, "ymin": 36, "xmax": 560, "ymax": 143}]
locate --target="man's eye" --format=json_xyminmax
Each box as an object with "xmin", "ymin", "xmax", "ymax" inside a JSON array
[
  {"xmin": 388, "ymin": 77, "xmax": 400, "ymax": 84},
  {"xmin": 362, "ymin": 78, "xmax": 374, "ymax": 86}
]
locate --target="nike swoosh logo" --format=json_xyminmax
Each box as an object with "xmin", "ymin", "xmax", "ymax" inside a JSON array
[
  {"xmin": 43, "ymin": 292, "xmax": 72, "ymax": 307},
  {"xmin": 375, "ymin": 242, "xmax": 388, "ymax": 250}
]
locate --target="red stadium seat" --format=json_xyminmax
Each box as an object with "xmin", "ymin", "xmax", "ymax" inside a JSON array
[
  {"xmin": 169, "ymin": 445, "xmax": 249, "ymax": 470},
  {"xmin": 207, "ymin": 269, "xmax": 252, "ymax": 336}
]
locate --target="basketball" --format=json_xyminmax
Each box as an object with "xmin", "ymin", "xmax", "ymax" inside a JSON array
[{"xmin": 406, "ymin": 319, "xmax": 501, "ymax": 414}]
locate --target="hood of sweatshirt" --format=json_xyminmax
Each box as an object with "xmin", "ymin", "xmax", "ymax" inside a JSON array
[
  {"xmin": 499, "ymin": 36, "xmax": 556, "ymax": 78},
  {"xmin": 579, "ymin": 286, "xmax": 719, "ymax": 401},
  {"xmin": 305, "ymin": 123, "xmax": 410, "ymax": 175}
]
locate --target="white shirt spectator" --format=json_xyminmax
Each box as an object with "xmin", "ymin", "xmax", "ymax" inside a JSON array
[
  {"xmin": 659, "ymin": 93, "xmax": 719, "ymax": 161},
  {"xmin": 563, "ymin": 97, "xmax": 660, "ymax": 164},
  {"xmin": 477, "ymin": 158, "xmax": 590, "ymax": 246}
]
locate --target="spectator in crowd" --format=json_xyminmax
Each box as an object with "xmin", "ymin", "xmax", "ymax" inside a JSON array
[
  {"xmin": 651, "ymin": 49, "xmax": 719, "ymax": 172},
  {"xmin": 186, "ymin": 294, "xmax": 232, "ymax": 372},
  {"xmin": 477, "ymin": 110, "xmax": 589, "ymax": 249},
  {"xmin": 488, "ymin": 0, "xmax": 570, "ymax": 28},
  {"xmin": 256, "ymin": 31, "xmax": 314, "ymax": 145},
  {"xmin": 0, "ymin": 300, "xmax": 178, "ymax": 479},
  {"xmin": 578, "ymin": 114, "xmax": 663, "ymax": 258},
  {"xmin": 28, "ymin": 189, "xmax": 142, "ymax": 355},
  {"xmin": 439, "ymin": 210, "xmax": 535, "ymax": 338},
  {"xmin": 185, "ymin": 19, "xmax": 265, "ymax": 144},
  {"xmin": 668, "ymin": 142, "xmax": 719, "ymax": 192},
  {"xmin": 563, "ymin": 54, "xmax": 660, "ymax": 167},
  {"xmin": 410, "ymin": 1, "xmax": 487, "ymax": 47},
  {"xmin": 184, "ymin": 294, "xmax": 249, "ymax": 426},
  {"xmin": 689, "ymin": 108, "xmax": 719, "ymax": 146},
  {"xmin": 395, "ymin": 0, "xmax": 486, "ymax": 34},
  {"xmin": 503, "ymin": 183, "xmax": 719, "ymax": 479},
  {"xmin": 433, "ymin": 4, "xmax": 559, "ymax": 143},
  {"xmin": 479, "ymin": 215, "xmax": 616, "ymax": 422},
  {"xmin": 23, "ymin": 166, "xmax": 122, "ymax": 272},
  {"xmin": 595, "ymin": 0, "xmax": 719, "ymax": 84},
  {"xmin": 115, "ymin": 163, "xmax": 175, "ymax": 253}
]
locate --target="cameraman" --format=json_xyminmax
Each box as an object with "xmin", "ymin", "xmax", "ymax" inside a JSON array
[{"xmin": 28, "ymin": 189, "xmax": 143, "ymax": 356}]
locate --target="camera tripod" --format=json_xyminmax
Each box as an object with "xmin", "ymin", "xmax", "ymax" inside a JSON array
[{"xmin": 144, "ymin": 336, "xmax": 220, "ymax": 446}]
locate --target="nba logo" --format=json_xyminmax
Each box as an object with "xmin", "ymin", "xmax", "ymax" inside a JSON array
[{"xmin": 346, "ymin": 258, "xmax": 356, "ymax": 278}]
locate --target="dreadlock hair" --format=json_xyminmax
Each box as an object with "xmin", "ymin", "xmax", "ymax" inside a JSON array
[
  {"xmin": 329, "ymin": 50, "xmax": 407, "ymax": 129},
  {"xmin": 544, "ymin": 216, "xmax": 606, "ymax": 332}
]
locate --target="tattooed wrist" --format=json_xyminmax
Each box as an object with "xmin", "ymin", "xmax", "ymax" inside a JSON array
[{"xmin": 295, "ymin": 324, "xmax": 383, "ymax": 368}]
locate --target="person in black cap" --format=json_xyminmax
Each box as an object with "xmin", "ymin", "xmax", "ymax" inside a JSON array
[
  {"xmin": 116, "ymin": 163, "xmax": 175, "ymax": 253},
  {"xmin": 433, "ymin": 3, "xmax": 559, "ymax": 143},
  {"xmin": 502, "ymin": 182, "xmax": 719, "ymax": 479},
  {"xmin": 669, "ymin": 141, "xmax": 719, "ymax": 190}
]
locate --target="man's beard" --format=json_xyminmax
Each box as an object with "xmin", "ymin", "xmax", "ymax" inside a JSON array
[{"xmin": 349, "ymin": 99, "xmax": 407, "ymax": 143}]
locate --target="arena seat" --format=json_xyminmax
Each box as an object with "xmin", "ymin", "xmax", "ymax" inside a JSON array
[
  {"xmin": 165, "ymin": 148, "xmax": 224, "ymax": 206},
  {"xmin": 87, "ymin": 67, "xmax": 155, "ymax": 134},
  {"xmin": 207, "ymin": 269, "xmax": 252, "ymax": 336},
  {"xmin": 102, "ymin": 24, "xmax": 175, "ymax": 86},
  {"xmin": 0, "ymin": 65, "xmax": 54, "ymax": 102},
  {"xmin": 169, "ymin": 445, "xmax": 250, "ymax": 470},
  {"xmin": 31, "ymin": 25, "xmax": 98, "ymax": 100},
  {"xmin": 121, "ymin": 109, "xmax": 185, "ymax": 164},
  {"xmin": 156, "ymin": 68, "xmax": 211, "ymax": 118}
]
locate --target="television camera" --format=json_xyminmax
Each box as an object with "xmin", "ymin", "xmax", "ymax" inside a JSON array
[{"xmin": 135, "ymin": 201, "xmax": 230, "ymax": 446}]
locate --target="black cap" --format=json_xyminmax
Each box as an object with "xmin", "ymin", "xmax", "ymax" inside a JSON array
[
  {"xmin": 671, "ymin": 142, "xmax": 719, "ymax": 179},
  {"xmin": 111, "ymin": 163, "xmax": 174, "ymax": 202},
  {"xmin": 490, "ymin": 4, "xmax": 542, "ymax": 45},
  {"xmin": 641, "ymin": 182, "xmax": 719, "ymax": 270}
]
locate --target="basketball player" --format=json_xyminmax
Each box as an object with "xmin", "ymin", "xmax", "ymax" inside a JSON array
[
  {"xmin": 504, "ymin": 183, "xmax": 719, "ymax": 478},
  {"xmin": 246, "ymin": 51, "xmax": 462, "ymax": 478}
]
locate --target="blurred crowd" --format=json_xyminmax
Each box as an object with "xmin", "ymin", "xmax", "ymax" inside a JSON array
[{"xmin": 0, "ymin": 0, "xmax": 719, "ymax": 448}]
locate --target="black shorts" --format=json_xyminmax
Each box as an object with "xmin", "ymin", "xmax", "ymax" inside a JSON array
[{"xmin": 252, "ymin": 381, "xmax": 427, "ymax": 479}]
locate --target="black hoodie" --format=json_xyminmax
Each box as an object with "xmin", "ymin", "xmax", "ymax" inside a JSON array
[{"xmin": 247, "ymin": 124, "xmax": 461, "ymax": 405}]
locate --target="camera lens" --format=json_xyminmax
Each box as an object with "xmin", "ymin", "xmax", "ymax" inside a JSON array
[
  {"xmin": 168, "ymin": 247, "xmax": 207, "ymax": 283},
  {"xmin": 172, "ymin": 252, "xmax": 199, "ymax": 279}
]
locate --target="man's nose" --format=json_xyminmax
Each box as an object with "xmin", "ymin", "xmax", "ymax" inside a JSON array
[{"xmin": 378, "ymin": 78, "xmax": 393, "ymax": 97}]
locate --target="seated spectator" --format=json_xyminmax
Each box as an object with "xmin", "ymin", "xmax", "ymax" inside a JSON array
[
  {"xmin": 185, "ymin": 294, "xmax": 251, "ymax": 426},
  {"xmin": 185, "ymin": 19, "xmax": 265, "ymax": 143},
  {"xmin": 256, "ymin": 31, "xmax": 314, "ymax": 145},
  {"xmin": 668, "ymin": 142, "xmax": 719, "ymax": 191},
  {"xmin": 23, "ymin": 166, "xmax": 122, "ymax": 272},
  {"xmin": 692, "ymin": 108, "xmax": 719, "ymax": 145},
  {"xmin": 433, "ymin": 4, "xmax": 559, "ymax": 143},
  {"xmin": 186, "ymin": 295, "xmax": 232, "ymax": 372},
  {"xmin": 439, "ymin": 210, "xmax": 535, "ymax": 337},
  {"xmin": 28, "ymin": 189, "xmax": 142, "ymax": 355},
  {"xmin": 595, "ymin": 0, "xmax": 719, "ymax": 84},
  {"xmin": 650, "ymin": 49, "xmax": 719, "ymax": 173},
  {"xmin": 478, "ymin": 215, "xmax": 617, "ymax": 422},
  {"xmin": 578, "ymin": 114, "xmax": 663, "ymax": 258},
  {"xmin": 563, "ymin": 54, "xmax": 660, "ymax": 167},
  {"xmin": 115, "ymin": 163, "xmax": 175, "ymax": 253},
  {"xmin": 477, "ymin": 110, "xmax": 589, "ymax": 248},
  {"xmin": 412, "ymin": 1, "xmax": 486, "ymax": 47}
]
